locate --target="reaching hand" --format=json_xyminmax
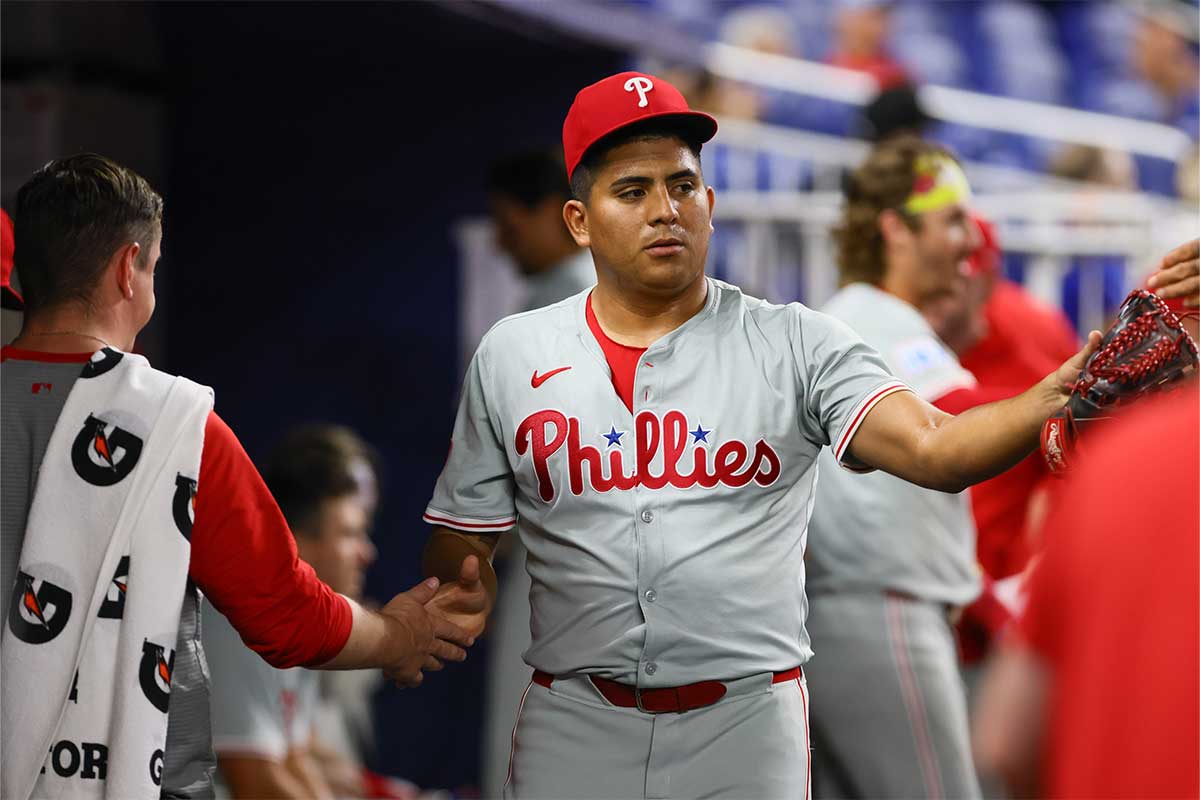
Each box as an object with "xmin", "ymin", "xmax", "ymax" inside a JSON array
[
  {"xmin": 1148, "ymin": 238, "xmax": 1199, "ymax": 308},
  {"xmin": 1051, "ymin": 330, "xmax": 1103, "ymax": 401},
  {"xmin": 377, "ymin": 577, "xmax": 474, "ymax": 688},
  {"xmin": 426, "ymin": 555, "xmax": 493, "ymax": 642}
]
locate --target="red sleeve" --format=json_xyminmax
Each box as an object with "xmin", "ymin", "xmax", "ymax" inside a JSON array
[
  {"xmin": 189, "ymin": 411, "xmax": 353, "ymax": 668},
  {"xmin": 930, "ymin": 385, "xmax": 1024, "ymax": 415}
]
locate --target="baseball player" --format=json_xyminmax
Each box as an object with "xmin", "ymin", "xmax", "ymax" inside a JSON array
[
  {"xmin": 1, "ymin": 155, "xmax": 473, "ymax": 800},
  {"xmin": 420, "ymin": 72, "xmax": 1100, "ymax": 799},
  {"xmin": 804, "ymin": 138, "xmax": 992, "ymax": 799}
]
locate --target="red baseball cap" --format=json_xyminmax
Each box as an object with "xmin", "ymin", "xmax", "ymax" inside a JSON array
[
  {"xmin": 1, "ymin": 208, "xmax": 21, "ymax": 311},
  {"xmin": 562, "ymin": 71, "xmax": 718, "ymax": 180}
]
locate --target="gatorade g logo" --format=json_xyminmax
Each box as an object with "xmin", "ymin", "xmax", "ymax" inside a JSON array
[
  {"xmin": 624, "ymin": 76, "xmax": 653, "ymax": 107},
  {"xmin": 98, "ymin": 556, "xmax": 130, "ymax": 619},
  {"xmin": 71, "ymin": 414, "xmax": 143, "ymax": 486},
  {"xmin": 8, "ymin": 570, "xmax": 73, "ymax": 644},
  {"xmin": 79, "ymin": 347, "xmax": 123, "ymax": 378},
  {"xmin": 173, "ymin": 475, "xmax": 197, "ymax": 540},
  {"xmin": 139, "ymin": 640, "xmax": 174, "ymax": 713}
]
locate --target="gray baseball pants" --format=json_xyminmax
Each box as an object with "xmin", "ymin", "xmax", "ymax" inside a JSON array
[
  {"xmin": 504, "ymin": 669, "xmax": 812, "ymax": 799},
  {"xmin": 804, "ymin": 591, "xmax": 981, "ymax": 799}
]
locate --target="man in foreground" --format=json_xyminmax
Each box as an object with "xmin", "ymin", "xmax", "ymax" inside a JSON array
[
  {"xmin": 1, "ymin": 154, "xmax": 473, "ymax": 800},
  {"xmin": 421, "ymin": 72, "xmax": 1098, "ymax": 799}
]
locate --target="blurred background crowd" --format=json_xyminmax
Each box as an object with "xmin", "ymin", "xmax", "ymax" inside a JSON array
[{"xmin": 2, "ymin": 1, "xmax": 1197, "ymax": 797}]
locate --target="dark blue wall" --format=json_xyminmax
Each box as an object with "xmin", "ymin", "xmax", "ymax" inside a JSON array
[{"xmin": 156, "ymin": 3, "xmax": 619, "ymax": 790}]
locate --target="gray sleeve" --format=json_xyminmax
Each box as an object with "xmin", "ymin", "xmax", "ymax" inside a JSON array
[
  {"xmin": 881, "ymin": 333, "xmax": 977, "ymax": 402},
  {"xmin": 202, "ymin": 603, "xmax": 289, "ymax": 759},
  {"xmin": 423, "ymin": 345, "xmax": 517, "ymax": 532},
  {"xmin": 794, "ymin": 305, "xmax": 911, "ymax": 468}
]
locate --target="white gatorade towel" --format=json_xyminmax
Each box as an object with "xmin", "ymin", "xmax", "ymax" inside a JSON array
[{"xmin": 2, "ymin": 347, "xmax": 212, "ymax": 799}]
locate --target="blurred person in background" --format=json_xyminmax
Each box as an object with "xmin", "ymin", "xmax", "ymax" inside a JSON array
[
  {"xmin": 1048, "ymin": 144, "xmax": 1139, "ymax": 333},
  {"xmin": 805, "ymin": 137, "xmax": 984, "ymax": 799},
  {"xmin": 922, "ymin": 213, "xmax": 1078, "ymax": 672},
  {"xmin": 482, "ymin": 147, "xmax": 595, "ymax": 800},
  {"xmin": 205, "ymin": 424, "xmax": 431, "ymax": 800},
  {"xmin": 972, "ymin": 384, "xmax": 1198, "ymax": 799},
  {"xmin": 1, "ymin": 154, "xmax": 472, "ymax": 800},
  {"xmin": 828, "ymin": 0, "xmax": 909, "ymax": 90},
  {"xmin": 1131, "ymin": 2, "xmax": 1200, "ymax": 139},
  {"xmin": 486, "ymin": 149, "xmax": 593, "ymax": 314},
  {"xmin": 858, "ymin": 82, "xmax": 934, "ymax": 143}
]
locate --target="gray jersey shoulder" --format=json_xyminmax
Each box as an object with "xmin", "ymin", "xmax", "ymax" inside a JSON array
[{"xmin": 822, "ymin": 283, "xmax": 976, "ymax": 401}]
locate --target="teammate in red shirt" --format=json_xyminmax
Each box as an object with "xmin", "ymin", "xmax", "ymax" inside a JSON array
[
  {"xmin": 972, "ymin": 385, "xmax": 1199, "ymax": 798},
  {"xmin": 2, "ymin": 154, "xmax": 475, "ymax": 798}
]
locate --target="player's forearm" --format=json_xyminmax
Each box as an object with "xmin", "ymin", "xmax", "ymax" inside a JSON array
[
  {"xmin": 423, "ymin": 526, "xmax": 500, "ymax": 605},
  {"xmin": 919, "ymin": 376, "xmax": 1064, "ymax": 492},
  {"xmin": 284, "ymin": 748, "xmax": 336, "ymax": 800},
  {"xmin": 316, "ymin": 597, "xmax": 395, "ymax": 670}
]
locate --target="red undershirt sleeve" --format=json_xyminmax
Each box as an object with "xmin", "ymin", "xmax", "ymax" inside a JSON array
[{"xmin": 189, "ymin": 412, "xmax": 352, "ymax": 668}]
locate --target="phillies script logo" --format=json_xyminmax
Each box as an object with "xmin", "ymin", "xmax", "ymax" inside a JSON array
[
  {"xmin": 515, "ymin": 409, "xmax": 781, "ymax": 502},
  {"xmin": 71, "ymin": 414, "xmax": 143, "ymax": 486},
  {"xmin": 8, "ymin": 570, "xmax": 73, "ymax": 644},
  {"xmin": 138, "ymin": 640, "xmax": 174, "ymax": 713},
  {"xmin": 79, "ymin": 347, "xmax": 123, "ymax": 378},
  {"xmin": 98, "ymin": 556, "xmax": 130, "ymax": 619},
  {"xmin": 173, "ymin": 474, "xmax": 197, "ymax": 540}
]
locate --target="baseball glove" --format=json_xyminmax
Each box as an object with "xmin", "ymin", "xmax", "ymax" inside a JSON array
[{"xmin": 1041, "ymin": 289, "xmax": 1198, "ymax": 474}]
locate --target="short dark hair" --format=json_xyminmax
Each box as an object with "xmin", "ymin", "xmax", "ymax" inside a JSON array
[
  {"xmin": 487, "ymin": 149, "xmax": 570, "ymax": 208},
  {"xmin": 14, "ymin": 153, "xmax": 163, "ymax": 314},
  {"xmin": 569, "ymin": 118, "xmax": 705, "ymax": 203},
  {"xmin": 263, "ymin": 425, "xmax": 381, "ymax": 535}
]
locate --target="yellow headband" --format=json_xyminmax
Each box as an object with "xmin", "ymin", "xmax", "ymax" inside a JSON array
[{"xmin": 903, "ymin": 154, "xmax": 971, "ymax": 215}]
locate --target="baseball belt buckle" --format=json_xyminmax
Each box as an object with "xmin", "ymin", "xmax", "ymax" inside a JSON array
[{"xmin": 634, "ymin": 685, "xmax": 663, "ymax": 714}]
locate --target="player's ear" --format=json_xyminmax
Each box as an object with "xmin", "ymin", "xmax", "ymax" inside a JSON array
[
  {"xmin": 706, "ymin": 185, "xmax": 716, "ymax": 232},
  {"xmin": 877, "ymin": 209, "xmax": 912, "ymax": 249},
  {"xmin": 563, "ymin": 199, "xmax": 591, "ymax": 248},
  {"xmin": 113, "ymin": 241, "xmax": 141, "ymax": 301}
]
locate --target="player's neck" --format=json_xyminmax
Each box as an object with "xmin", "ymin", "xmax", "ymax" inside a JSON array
[
  {"xmin": 879, "ymin": 269, "xmax": 921, "ymax": 310},
  {"xmin": 13, "ymin": 307, "xmax": 131, "ymax": 353},
  {"xmin": 590, "ymin": 274, "xmax": 708, "ymax": 349}
]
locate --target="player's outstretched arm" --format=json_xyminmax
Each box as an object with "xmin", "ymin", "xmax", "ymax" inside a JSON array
[
  {"xmin": 317, "ymin": 578, "xmax": 474, "ymax": 688},
  {"xmin": 423, "ymin": 526, "xmax": 500, "ymax": 640},
  {"xmin": 848, "ymin": 331, "xmax": 1102, "ymax": 492}
]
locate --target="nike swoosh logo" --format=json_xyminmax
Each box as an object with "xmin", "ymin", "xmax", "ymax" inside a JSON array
[{"xmin": 531, "ymin": 366, "xmax": 572, "ymax": 388}]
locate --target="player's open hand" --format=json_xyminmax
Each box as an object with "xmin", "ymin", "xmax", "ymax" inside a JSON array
[
  {"xmin": 378, "ymin": 576, "xmax": 474, "ymax": 688},
  {"xmin": 426, "ymin": 554, "xmax": 493, "ymax": 641},
  {"xmin": 1050, "ymin": 329, "xmax": 1103, "ymax": 400},
  {"xmin": 1148, "ymin": 238, "xmax": 1199, "ymax": 308}
]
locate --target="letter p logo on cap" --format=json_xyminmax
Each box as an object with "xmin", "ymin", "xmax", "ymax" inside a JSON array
[{"xmin": 623, "ymin": 76, "xmax": 654, "ymax": 107}]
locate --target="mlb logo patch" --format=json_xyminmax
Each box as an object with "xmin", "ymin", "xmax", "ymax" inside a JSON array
[{"xmin": 894, "ymin": 337, "xmax": 952, "ymax": 377}]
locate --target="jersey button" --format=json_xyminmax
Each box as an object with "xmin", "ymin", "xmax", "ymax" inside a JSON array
[
  {"xmin": 644, "ymin": 589, "xmax": 657, "ymax": 603},
  {"xmin": 640, "ymin": 509, "xmax": 654, "ymax": 524},
  {"xmin": 644, "ymin": 662, "xmax": 658, "ymax": 675}
]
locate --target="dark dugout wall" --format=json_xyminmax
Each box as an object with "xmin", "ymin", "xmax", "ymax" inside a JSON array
[{"xmin": 155, "ymin": 2, "xmax": 620, "ymax": 790}]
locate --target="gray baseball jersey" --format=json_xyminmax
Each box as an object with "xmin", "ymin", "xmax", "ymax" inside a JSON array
[
  {"xmin": 806, "ymin": 282, "xmax": 981, "ymax": 606},
  {"xmin": 424, "ymin": 277, "xmax": 908, "ymax": 686},
  {"xmin": 201, "ymin": 602, "xmax": 319, "ymax": 760}
]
